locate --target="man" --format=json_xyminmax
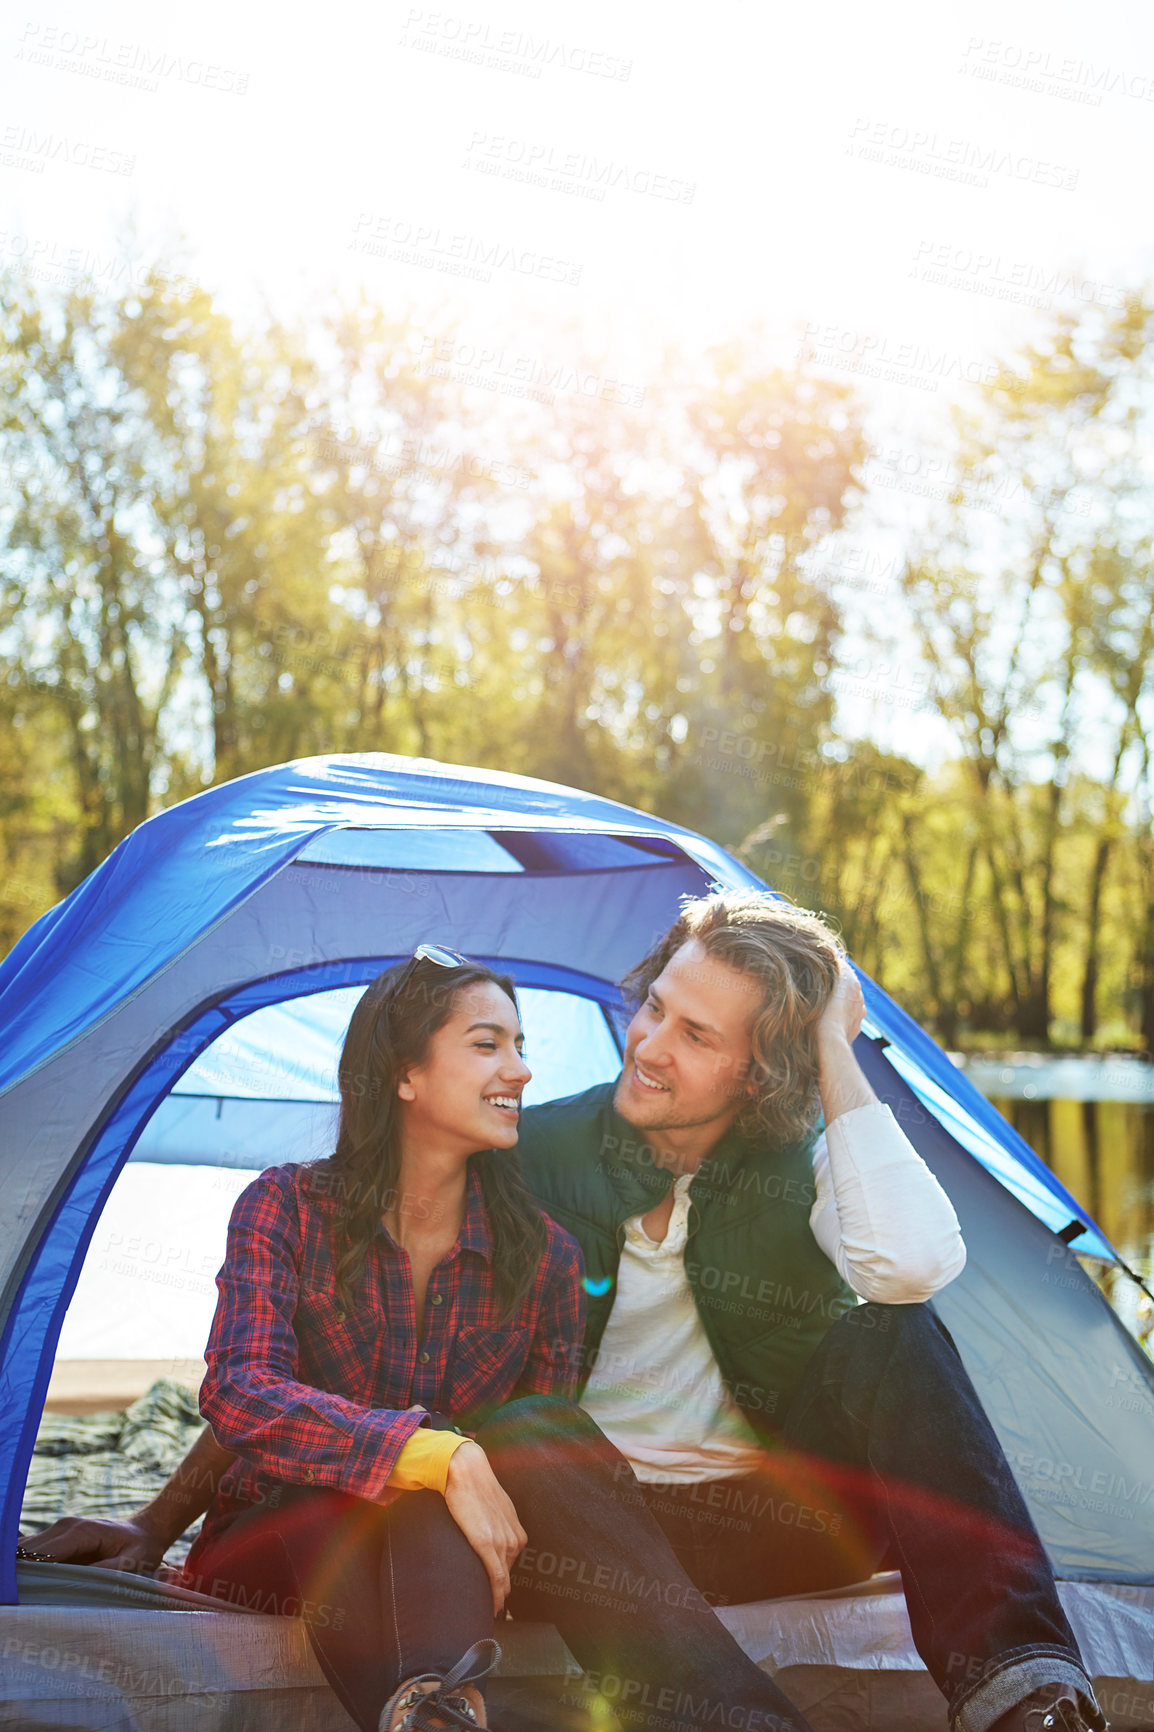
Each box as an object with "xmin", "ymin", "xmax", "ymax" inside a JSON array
[{"xmin": 26, "ymin": 893, "xmax": 1104, "ymax": 1732}]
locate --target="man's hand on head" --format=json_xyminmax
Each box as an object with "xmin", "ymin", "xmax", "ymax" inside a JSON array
[
  {"xmin": 817, "ymin": 959, "xmax": 866, "ymax": 1051},
  {"xmin": 815, "ymin": 961, "xmax": 874, "ymax": 1123}
]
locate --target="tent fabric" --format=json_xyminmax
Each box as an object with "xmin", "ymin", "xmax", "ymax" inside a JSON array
[
  {"xmin": 1, "ymin": 752, "xmax": 1153, "ymax": 1613},
  {"xmin": 5, "ymin": 1567, "xmax": 1153, "ymax": 1731},
  {"xmin": 0, "ymin": 757, "xmax": 752, "ymax": 1096},
  {"xmin": 0, "ymin": 753, "xmax": 1106, "ymax": 1241},
  {"xmin": 853, "ymin": 1042, "xmax": 1154, "ymax": 1582},
  {"xmin": 161, "ymin": 983, "xmax": 622, "ymax": 1110},
  {"xmin": 132, "ymin": 985, "xmax": 621, "ymax": 1167}
]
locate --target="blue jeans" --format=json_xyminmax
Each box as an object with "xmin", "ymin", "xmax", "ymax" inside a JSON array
[{"xmin": 478, "ymin": 1304, "xmax": 1105, "ymax": 1732}]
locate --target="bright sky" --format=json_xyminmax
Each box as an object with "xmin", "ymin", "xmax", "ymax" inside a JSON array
[{"xmin": 4, "ymin": 0, "xmax": 1153, "ymax": 762}]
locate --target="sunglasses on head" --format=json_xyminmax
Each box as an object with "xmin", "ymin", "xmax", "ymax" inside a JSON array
[{"xmin": 390, "ymin": 944, "xmax": 471, "ymax": 1000}]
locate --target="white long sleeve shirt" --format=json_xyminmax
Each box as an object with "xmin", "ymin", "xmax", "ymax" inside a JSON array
[{"xmin": 580, "ymin": 1101, "xmax": 966, "ymax": 1483}]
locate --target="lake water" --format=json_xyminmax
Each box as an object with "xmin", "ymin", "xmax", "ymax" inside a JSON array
[{"xmin": 957, "ymin": 1056, "xmax": 1154, "ymax": 1349}]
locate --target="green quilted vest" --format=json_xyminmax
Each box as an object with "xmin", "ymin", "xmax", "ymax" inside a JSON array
[{"xmin": 516, "ymin": 1081, "xmax": 857, "ymax": 1443}]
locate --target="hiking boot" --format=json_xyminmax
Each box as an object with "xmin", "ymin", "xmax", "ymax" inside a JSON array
[
  {"xmin": 379, "ymin": 1638, "xmax": 501, "ymax": 1731},
  {"xmin": 990, "ymin": 1685, "xmax": 1107, "ymax": 1732}
]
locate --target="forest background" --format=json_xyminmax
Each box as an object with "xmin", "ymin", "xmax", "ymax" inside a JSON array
[{"xmin": 1, "ymin": 264, "xmax": 1151, "ymax": 1055}]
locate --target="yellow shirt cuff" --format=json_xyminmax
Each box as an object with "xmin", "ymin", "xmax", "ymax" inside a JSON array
[{"xmin": 386, "ymin": 1428, "xmax": 469, "ymax": 1494}]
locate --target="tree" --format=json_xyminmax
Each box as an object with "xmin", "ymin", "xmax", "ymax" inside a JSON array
[
  {"xmin": 0, "ymin": 277, "xmax": 186, "ymax": 887},
  {"xmin": 899, "ymin": 296, "xmax": 1154, "ymax": 1044},
  {"xmin": 111, "ymin": 273, "xmax": 340, "ymax": 784},
  {"xmin": 653, "ymin": 342, "xmax": 867, "ymax": 850}
]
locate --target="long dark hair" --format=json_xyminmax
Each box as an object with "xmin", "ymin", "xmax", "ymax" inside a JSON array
[{"xmin": 309, "ymin": 958, "xmax": 547, "ymax": 1321}]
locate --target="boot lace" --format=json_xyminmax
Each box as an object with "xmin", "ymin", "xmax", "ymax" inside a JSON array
[
  {"xmin": 390, "ymin": 1639, "xmax": 500, "ymax": 1730},
  {"xmin": 1023, "ymin": 1692, "xmax": 1096, "ymax": 1732}
]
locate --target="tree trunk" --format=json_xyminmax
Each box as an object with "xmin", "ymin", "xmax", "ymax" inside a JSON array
[
  {"xmin": 980, "ymin": 825, "xmax": 1025, "ymax": 1026},
  {"xmin": 899, "ymin": 812, "xmax": 943, "ymax": 1028},
  {"xmin": 1029, "ymin": 778, "xmax": 1066, "ymax": 1045},
  {"xmin": 1080, "ymin": 834, "xmax": 1112, "ymax": 1043},
  {"xmin": 942, "ymin": 840, "xmax": 979, "ymax": 1045},
  {"xmin": 1137, "ymin": 832, "xmax": 1154, "ymax": 1058}
]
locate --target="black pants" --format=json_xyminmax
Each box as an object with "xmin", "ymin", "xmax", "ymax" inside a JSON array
[
  {"xmin": 477, "ymin": 1304, "xmax": 1101, "ymax": 1732},
  {"xmin": 187, "ymin": 1482, "xmax": 493, "ymax": 1732},
  {"xmin": 191, "ymin": 1305, "xmax": 1101, "ymax": 1732}
]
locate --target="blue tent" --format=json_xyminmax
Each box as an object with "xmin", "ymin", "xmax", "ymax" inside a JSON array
[{"xmin": 2, "ymin": 752, "xmax": 1152, "ymax": 1607}]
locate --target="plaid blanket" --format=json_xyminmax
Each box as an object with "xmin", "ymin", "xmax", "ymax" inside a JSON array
[{"xmin": 21, "ymin": 1379, "xmax": 207, "ymax": 1567}]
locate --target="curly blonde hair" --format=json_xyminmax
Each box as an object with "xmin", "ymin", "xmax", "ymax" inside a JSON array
[{"xmin": 620, "ymin": 890, "xmax": 845, "ymax": 1145}]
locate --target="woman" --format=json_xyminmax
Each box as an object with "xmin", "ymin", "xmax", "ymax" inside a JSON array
[{"xmin": 181, "ymin": 948, "xmax": 586, "ymax": 1732}]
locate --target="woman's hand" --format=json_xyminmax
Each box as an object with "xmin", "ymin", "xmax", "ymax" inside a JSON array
[
  {"xmin": 19, "ymin": 1513, "xmax": 169, "ymax": 1574},
  {"xmin": 443, "ymin": 1439, "xmax": 527, "ymax": 1614}
]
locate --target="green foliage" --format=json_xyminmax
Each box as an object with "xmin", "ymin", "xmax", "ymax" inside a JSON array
[
  {"xmin": 897, "ymin": 295, "xmax": 1154, "ymax": 1047},
  {"xmin": 1, "ymin": 267, "xmax": 1150, "ymax": 1050}
]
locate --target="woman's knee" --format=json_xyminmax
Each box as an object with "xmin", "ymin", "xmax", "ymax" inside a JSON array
[
  {"xmin": 475, "ymin": 1393, "xmax": 598, "ymax": 1449},
  {"xmin": 474, "ymin": 1396, "xmax": 613, "ymax": 1484},
  {"xmin": 386, "ymin": 1485, "xmax": 460, "ymax": 1542}
]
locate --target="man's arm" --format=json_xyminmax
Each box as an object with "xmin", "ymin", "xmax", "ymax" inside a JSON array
[
  {"xmin": 20, "ymin": 1425, "xmax": 235, "ymax": 1573},
  {"xmin": 809, "ymin": 960, "xmax": 966, "ymax": 1302}
]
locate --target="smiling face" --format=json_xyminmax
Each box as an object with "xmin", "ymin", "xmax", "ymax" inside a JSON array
[
  {"xmin": 615, "ymin": 938, "xmax": 762, "ymax": 1137},
  {"xmin": 396, "ymin": 980, "xmax": 531, "ymax": 1156}
]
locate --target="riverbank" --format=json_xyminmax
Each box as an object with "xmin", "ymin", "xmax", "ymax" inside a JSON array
[{"xmin": 951, "ymin": 1052, "xmax": 1154, "ymax": 1103}]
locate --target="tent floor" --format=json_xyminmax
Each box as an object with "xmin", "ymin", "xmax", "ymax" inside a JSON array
[{"xmin": 4, "ymin": 1566, "xmax": 1152, "ymax": 1730}]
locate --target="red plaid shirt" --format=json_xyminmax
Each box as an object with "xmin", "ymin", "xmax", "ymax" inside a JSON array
[{"xmin": 184, "ymin": 1161, "xmax": 585, "ymax": 1570}]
